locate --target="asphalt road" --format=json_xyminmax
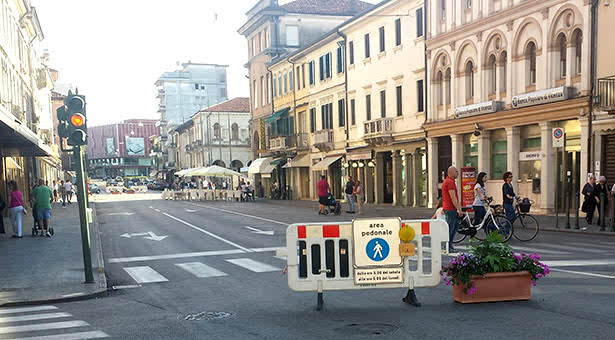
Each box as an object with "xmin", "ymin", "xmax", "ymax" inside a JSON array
[{"xmin": 3, "ymin": 197, "xmax": 614, "ymax": 340}]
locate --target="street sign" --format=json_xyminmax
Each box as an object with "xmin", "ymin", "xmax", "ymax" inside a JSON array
[
  {"xmin": 352, "ymin": 218, "xmax": 402, "ymax": 268},
  {"xmin": 553, "ymin": 128, "xmax": 565, "ymax": 148}
]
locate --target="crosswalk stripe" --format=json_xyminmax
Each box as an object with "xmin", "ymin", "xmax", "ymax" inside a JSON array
[
  {"xmin": 0, "ymin": 312, "xmax": 71, "ymax": 324},
  {"xmin": 175, "ymin": 262, "xmax": 227, "ymax": 278},
  {"xmin": 6, "ymin": 330, "xmax": 109, "ymax": 340},
  {"xmin": 226, "ymin": 258, "xmax": 280, "ymax": 273},
  {"xmin": 549, "ymin": 268, "xmax": 615, "ymax": 279},
  {"xmin": 0, "ymin": 306, "xmax": 58, "ymax": 315},
  {"xmin": 0, "ymin": 320, "xmax": 89, "ymax": 335},
  {"xmin": 123, "ymin": 266, "xmax": 169, "ymax": 283},
  {"xmin": 529, "ymin": 243, "xmax": 606, "ymax": 254},
  {"xmin": 510, "ymin": 245, "xmax": 571, "ymax": 255},
  {"xmin": 562, "ymin": 242, "xmax": 615, "ymax": 250},
  {"xmin": 543, "ymin": 259, "xmax": 615, "ymax": 267}
]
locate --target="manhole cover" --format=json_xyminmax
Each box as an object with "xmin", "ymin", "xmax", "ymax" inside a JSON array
[
  {"xmin": 180, "ymin": 311, "xmax": 235, "ymax": 321},
  {"xmin": 334, "ymin": 323, "xmax": 399, "ymax": 336}
]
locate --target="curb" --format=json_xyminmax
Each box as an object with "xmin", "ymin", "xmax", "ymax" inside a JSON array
[
  {"xmin": 540, "ymin": 227, "xmax": 615, "ymax": 237},
  {"xmin": 0, "ymin": 289, "xmax": 108, "ymax": 308}
]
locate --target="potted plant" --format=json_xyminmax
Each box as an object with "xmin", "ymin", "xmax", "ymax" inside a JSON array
[{"xmin": 441, "ymin": 232, "xmax": 550, "ymax": 303}]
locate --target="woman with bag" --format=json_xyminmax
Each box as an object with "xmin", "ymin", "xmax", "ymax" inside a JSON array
[
  {"xmin": 7, "ymin": 181, "xmax": 25, "ymax": 238},
  {"xmin": 354, "ymin": 180, "xmax": 364, "ymax": 215},
  {"xmin": 582, "ymin": 175, "xmax": 598, "ymax": 225}
]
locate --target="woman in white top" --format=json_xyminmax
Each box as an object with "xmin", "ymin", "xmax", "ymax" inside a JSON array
[
  {"xmin": 473, "ymin": 172, "xmax": 488, "ymax": 225},
  {"xmin": 431, "ymin": 198, "xmax": 446, "ymax": 221}
]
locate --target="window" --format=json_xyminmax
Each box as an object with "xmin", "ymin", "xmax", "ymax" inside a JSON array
[
  {"xmin": 488, "ymin": 55, "xmax": 497, "ymax": 94},
  {"xmin": 214, "ymin": 123, "xmax": 221, "ymax": 139},
  {"xmin": 264, "ymin": 28, "xmax": 269, "ymax": 48},
  {"xmin": 278, "ymin": 76, "xmax": 283, "ymax": 95},
  {"xmin": 349, "ymin": 41, "xmax": 354, "ymax": 65},
  {"xmin": 253, "ymin": 80, "xmax": 258, "ymax": 108},
  {"xmin": 338, "ymin": 99, "xmax": 345, "ymax": 127},
  {"xmin": 336, "ymin": 46, "xmax": 344, "ymax": 73},
  {"xmin": 417, "ymin": 80, "xmax": 424, "ymax": 112},
  {"xmin": 416, "ymin": 8, "xmax": 423, "ymax": 37},
  {"xmin": 289, "ymin": 70, "xmax": 294, "ymax": 91},
  {"xmin": 319, "ymin": 55, "xmax": 325, "ymax": 81},
  {"xmin": 465, "ymin": 0, "xmax": 472, "ymax": 9},
  {"xmin": 260, "ymin": 76, "xmax": 265, "ymax": 107},
  {"xmin": 395, "ymin": 19, "xmax": 401, "ymax": 46},
  {"xmin": 396, "ymin": 85, "xmax": 402, "ymax": 116},
  {"xmin": 325, "ymin": 52, "xmax": 332, "ymax": 78},
  {"xmin": 286, "ymin": 26, "xmax": 299, "ymax": 46},
  {"xmin": 301, "ymin": 64, "xmax": 306, "ymax": 88},
  {"xmin": 310, "ymin": 108, "xmax": 316, "ymax": 132},
  {"xmin": 266, "ymin": 74, "xmax": 271, "ymax": 103},
  {"xmin": 231, "ymin": 123, "xmax": 239, "ymax": 140},
  {"xmin": 380, "ymin": 90, "xmax": 386, "ymax": 117},
  {"xmin": 573, "ymin": 30, "xmax": 582, "ymax": 76},
  {"xmin": 366, "ymin": 94, "xmax": 372, "ymax": 121},
  {"xmin": 195, "ymin": 83, "xmax": 199, "ymax": 89},
  {"xmin": 526, "ymin": 42, "xmax": 537, "ymax": 86},
  {"xmin": 308, "ymin": 61, "xmax": 315, "ymax": 85},
  {"xmin": 465, "ymin": 61, "xmax": 474, "ymax": 100},
  {"xmin": 558, "ymin": 34, "xmax": 567, "ymax": 78},
  {"xmin": 491, "ymin": 139, "xmax": 507, "ymax": 177},
  {"xmin": 321, "ymin": 103, "xmax": 333, "ymax": 129},
  {"xmin": 365, "ymin": 33, "xmax": 370, "ymax": 58},
  {"xmin": 379, "ymin": 26, "xmax": 385, "ymax": 52},
  {"xmin": 272, "ymin": 75, "xmax": 277, "ymax": 98},
  {"xmin": 350, "ymin": 99, "xmax": 356, "ymax": 125},
  {"xmin": 440, "ymin": 0, "xmax": 446, "ymax": 18},
  {"xmin": 284, "ymin": 73, "xmax": 288, "ymax": 93},
  {"xmin": 499, "ymin": 53, "xmax": 507, "ymax": 92},
  {"xmin": 296, "ymin": 66, "xmax": 301, "ymax": 89}
]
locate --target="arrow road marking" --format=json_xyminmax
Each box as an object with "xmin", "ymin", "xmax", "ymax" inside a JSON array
[
  {"xmin": 185, "ymin": 209, "xmax": 197, "ymax": 213},
  {"xmin": 144, "ymin": 231, "xmax": 168, "ymax": 241},
  {"xmin": 244, "ymin": 226, "xmax": 274, "ymax": 236},
  {"xmin": 120, "ymin": 232, "xmax": 149, "ymax": 238},
  {"xmin": 108, "ymin": 212, "xmax": 134, "ymax": 216}
]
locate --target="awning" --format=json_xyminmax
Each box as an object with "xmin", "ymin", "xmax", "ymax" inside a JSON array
[
  {"xmin": 270, "ymin": 158, "xmax": 287, "ymax": 166},
  {"xmin": 283, "ymin": 154, "xmax": 310, "ymax": 168},
  {"xmin": 6, "ymin": 157, "xmax": 22, "ymax": 170},
  {"xmin": 312, "ymin": 156, "xmax": 342, "ymax": 171},
  {"xmin": 264, "ymin": 108, "xmax": 289, "ymax": 123},
  {"xmin": 248, "ymin": 157, "xmax": 274, "ymax": 174},
  {"xmin": 0, "ymin": 107, "xmax": 54, "ymax": 157},
  {"xmin": 240, "ymin": 166, "xmax": 250, "ymax": 173}
]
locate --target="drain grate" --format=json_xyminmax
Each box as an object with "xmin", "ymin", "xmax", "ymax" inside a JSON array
[
  {"xmin": 180, "ymin": 311, "xmax": 235, "ymax": 321},
  {"xmin": 334, "ymin": 323, "xmax": 399, "ymax": 336}
]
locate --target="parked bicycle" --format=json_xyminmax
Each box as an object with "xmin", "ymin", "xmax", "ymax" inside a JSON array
[
  {"xmin": 499, "ymin": 197, "xmax": 540, "ymax": 242},
  {"xmin": 453, "ymin": 197, "xmax": 514, "ymax": 243}
]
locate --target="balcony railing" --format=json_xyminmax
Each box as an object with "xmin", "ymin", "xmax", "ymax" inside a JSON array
[
  {"xmin": 314, "ymin": 130, "xmax": 334, "ymax": 151},
  {"xmin": 598, "ymin": 77, "xmax": 615, "ymax": 112},
  {"xmin": 270, "ymin": 136, "xmax": 287, "ymax": 151},
  {"xmin": 363, "ymin": 117, "xmax": 394, "ymax": 144},
  {"xmin": 288, "ymin": 133, "xmax": 309, "ymax": 150}
]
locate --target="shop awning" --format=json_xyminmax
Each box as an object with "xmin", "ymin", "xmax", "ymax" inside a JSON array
[
  {"xmin": 270, "ymin": 158, "xmax": 287, "ymax": 166},
  {"xmin": 0, "ymin": 108, "xmax": 54, "ymax": 157},
  {"xmin": 283, "ymin": 154, "xmax": 310, "ymax": 168},
  {"xmin": 264, "ymin": 108, "xmax": 289, "ymax": 123},
  {"xmin": 312, "ymin": 156, "xmax": 342, "ymax": 171},
  {"xmin": 248, "ymin": 157, "xmax": 275, "ymax": 174},
  {"xmin": 6, "ymin": 157, "xmax": 22, "ymax": 170}
]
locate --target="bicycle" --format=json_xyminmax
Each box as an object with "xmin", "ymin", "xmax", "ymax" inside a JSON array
[
  {"xmin": 453, "ymin": 197, "xmax": 514, "ymax": 243},
  {"xmin": 499, "ymin": 197, "xmax": 540, "ymax": 242}
]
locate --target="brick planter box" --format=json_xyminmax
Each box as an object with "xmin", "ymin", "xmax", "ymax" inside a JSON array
[{"xmin": 453, "ymin": 271, "xmax": 531, "ymax": 303}]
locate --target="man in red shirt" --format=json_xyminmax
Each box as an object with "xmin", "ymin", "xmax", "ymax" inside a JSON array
[
  {"xmin": 317, "ymin": 175, "xmax": 330, "ymax": 215},
  {"xmin": 442, "ymin": 166, "xmax": 462, "ymax": 253}
]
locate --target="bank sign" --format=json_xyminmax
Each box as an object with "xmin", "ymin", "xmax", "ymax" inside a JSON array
[
  {"xmin": 455, "ymin": 101, "xmax": 502, "ymax": 118},
  {"xmin": 512, "ymin": 86, "xmax": 569, "ymax": 109}
]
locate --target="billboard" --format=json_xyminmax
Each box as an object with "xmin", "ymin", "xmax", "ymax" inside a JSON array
[
  {"xmin": 126, "ymin": 137, "xmax": 145, "ymax": 156},
  {"xmin": 106, "ymin": 137, "xmax": 115, "ymax": 155},
  {"xmin": 460, "ymin": 167, "xmax": 476, "ymax": 210}
]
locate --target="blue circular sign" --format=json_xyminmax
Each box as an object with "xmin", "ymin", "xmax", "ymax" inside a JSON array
[
  {"xmin": 554, "ymin": 128, "xmax": 563, "ymax": 139},
  {"xmin": 366, "ymin": 238, "xmax": 390, "ymax": 262}
]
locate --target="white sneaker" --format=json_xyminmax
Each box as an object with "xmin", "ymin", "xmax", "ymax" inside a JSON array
[{"xmin": 46, "ymin": 231, "xmax": 51, "ymax": 237}]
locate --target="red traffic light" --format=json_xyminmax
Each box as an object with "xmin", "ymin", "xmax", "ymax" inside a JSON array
[{"xmin": 70, "ymin": 113, "xmax": 85, "ymax": 127}]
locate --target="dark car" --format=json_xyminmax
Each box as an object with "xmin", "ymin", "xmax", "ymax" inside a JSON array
[{"xmin": 89, "ymin": 183, "xmax": 101, "ymax": 194}]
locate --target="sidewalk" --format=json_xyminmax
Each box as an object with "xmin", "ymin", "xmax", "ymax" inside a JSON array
[
  {"xmin": 252, "ymin": 198, "xmax": 615, "ymax": 236},
  {"xmin": 0, "ymin": 199, "xmax": 107, "ymax": 307}
]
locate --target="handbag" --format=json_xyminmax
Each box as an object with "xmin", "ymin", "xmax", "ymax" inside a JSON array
[{"xmin": 581, "ymin": 199, "xmax": 588, "ymax": 213}]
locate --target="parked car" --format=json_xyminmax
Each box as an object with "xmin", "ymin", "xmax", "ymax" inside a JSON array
[{"xmin": 89, "ymin": 183, "xmax": 101, "ymax": 194}]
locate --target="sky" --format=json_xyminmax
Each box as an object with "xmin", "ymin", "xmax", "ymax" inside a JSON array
[{"xmin": 33, "ymin": 0, "xmax": 379, "ymax": 127}]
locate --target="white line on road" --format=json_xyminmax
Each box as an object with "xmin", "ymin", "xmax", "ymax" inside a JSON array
[
  {"xmin": 183, "ymin": 202, "xmax": 288, "ymax": 226},
  {"xmin": 226, "ymin": 258, "xmax": 280, "ymax": 273},
  {"xmin": 550, "ymin": 268, "xmax": 615, "ymax": 279},
  {"xmin": 123, "ymin": 266, "xmax": 169, "ymax": 284},
  {"xmin": 0, "ymin": 312, "xmax": 71, "ymax": 324},
  {"xmin": 7, "ymin": 330, "xmax": 109, "ymax": 340},
  {"xmin": 530, "ymin": 243, "xmax": 606, "ymax": 254},
  {"xmin": 0, "ymin": 306, "xmax": 58, "ymax": 315},
  {"xmin": 543, "ymin": 259, "xmax": 615, "ymax": 267},
  {"xmin": 156, "ymin": 209, "xmax": 253, "ymax": 252},
  {"xmin": 108, "ymin": 249, "xmax": 245, "ymax": 263},
  {"xmin": 0, "ymin": 320, "xmax": 89, "ymax": 334},
  {"xmin": 176, "ymin": 262, "xmax": 228, "ymax": 278}
]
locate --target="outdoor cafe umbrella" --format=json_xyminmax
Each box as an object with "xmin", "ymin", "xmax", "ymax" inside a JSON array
[{"xmin": 189, "ymin": 165, "xmax": 241, "ymax": 177}]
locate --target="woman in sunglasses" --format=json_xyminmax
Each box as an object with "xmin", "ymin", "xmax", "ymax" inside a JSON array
[{"xmin": 502, "ymin": 172, "xmax": 516, "ymax": 223}]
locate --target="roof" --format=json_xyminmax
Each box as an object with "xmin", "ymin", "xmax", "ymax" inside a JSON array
[
  {"xmin": 281, "ymin": 0, "xmax": 373, "ymax": 16},
  {"xmin": 200, "ymin": 97, "xmax": 250, "ymax": 113}
]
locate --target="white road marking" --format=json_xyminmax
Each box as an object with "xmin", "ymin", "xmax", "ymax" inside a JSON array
[
  {"xmin": 563, "ymin": 242, "xmax": 615, "ymax": 250},
  {"xmin": 107, "ymin": 212, "xmax": 134, "ymax": 216},
  {"xmin": 455, "ymin": 245, "xmax": 570, "ymax": 255},
  {"xmin": 244, "ymin": 226, "xmax": 274, "ymax": 235},
  {"xmin": 7, "ymin": 330, "xmax": 109, "ymax": 340},
  {"xmin": 0, "ymin": 313, "xmax": 71, "ymax": 324},
  {"xmin": 154, "ymin": 209, "xmax": 253, "ymax": 252},
  {"xmin": 543, "ymin": 259, "xmax": 615, "ymax": 267},
  {"xmin": 176, "ymin": 262, "xmax": 227, "ymax": 278},
  {"xmin": 0, "ymin": 306, "xmax": 58, "ymax": 315},
  {"xmin": 249, "ymin": 247, "xmax": 283, "ymax": 252},
  {"xmin": 111, "ymin": 284, "xmax": 142, "ymax": 290},
  {"xmin": 0, "ymin": 320, "xmax": 89, "ymax": 334},
  {"xmin": 550, "ymin": 268, "xmax": 615, "ymax": 279},
  {"xmin": 530, "ymin": 243, "xmax": 606, "ymax": 254},
  {"xmin": 123, "ymin": 266, "xmax": 169, "ymax": 283},
  {"xmin": 226, "ymin": 258, "xmax": 280, "ymax": 272},
  {"xmin": 108, "ymin": 249, "xmax": 245, "ymax": 263},
  {"xmin": 61, "ymin": 293, "xmax": 85, "ymax": 298},
  {"xmin": 183, "ymin": 202, "xmax": 288, "ymax": 226}
]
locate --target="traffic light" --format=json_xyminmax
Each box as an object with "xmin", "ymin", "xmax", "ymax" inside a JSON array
[
  {"xmin": 65, "ymin": 93, "xmax": 87, "ymax": 146},
  {"xmin": 56, "ymin": 105, "xmax": 69, "ymax": 138}
]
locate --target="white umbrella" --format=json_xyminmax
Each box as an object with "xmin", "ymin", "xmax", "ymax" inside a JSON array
[{"xmin": 190, "ymin": 165, "xmax": 241, "ymax": 177}]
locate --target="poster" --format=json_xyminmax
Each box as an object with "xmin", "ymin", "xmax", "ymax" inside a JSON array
[
  {"xmin": 126, "ymin": 137, "xmax": 145, "ymax": 156},
  {"xmin": 106, "ymin": 137, "xmax": 115, "ymax": 155},
  {"xmin": 460, "ymin": 167, "xmax": 476, "ymax": 210}
]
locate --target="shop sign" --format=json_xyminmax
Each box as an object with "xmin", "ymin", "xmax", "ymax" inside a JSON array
[
  {"xmin": 512, "ymin": 86, "xmax": 569, "ymax": 109},
  {"xmin": 347, "ymin": 150, "xmax": 373, "ymax": 161},
  {"xmin": 454, "ymin": 101, "xmax": 502, "ymax": 118},
  {"xmin": 519, "ymin": 151, "xmax": 541, "ymax": 161},
  {"xmin": 460, "ymin": 167, "xmax": 476, "ymax": 210}
]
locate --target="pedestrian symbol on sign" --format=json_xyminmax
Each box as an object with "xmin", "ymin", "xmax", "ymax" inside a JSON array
[{"xmin": 366, "ymin": 238, "xmax": 390, "ymax": 261}]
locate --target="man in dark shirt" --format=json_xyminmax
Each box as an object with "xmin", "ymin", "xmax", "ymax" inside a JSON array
[
  {"xmin": 345, "ymin": 176, "xmax": 355, "ymax": 213},
  {"xmin": 442, "ymin": 166, "xmax": 461, "ymax": 253}
]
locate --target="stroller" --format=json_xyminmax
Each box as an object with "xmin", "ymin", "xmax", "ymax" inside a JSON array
[{"xmin": 322, "ymin": 193, "xmax": 341, "ymax": 215}]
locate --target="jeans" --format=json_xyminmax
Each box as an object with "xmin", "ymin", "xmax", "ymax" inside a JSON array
[
  {"xmin": 444, "ymin": 209, "xmax": 460, "ymax": 250},
  {"xmin": 473, "ymin": 205, "xmax": 486, "ymax": 226},
  {"xmin": 61, "ymin": 193, "xmax": 67, "ymax": 206},
  {"xmin": 9, "ymin": 206, "xmax": 24, "ymax": 237},
  {"xmin": 503, "ymin": 203, "xmax": 515, "ymax": 233},
  {"xmin": 345, "ymin": 193, "xmax": 355, "ymax": 212}
]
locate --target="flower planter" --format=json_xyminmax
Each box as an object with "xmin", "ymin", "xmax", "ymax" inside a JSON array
[
  {"xmin": 111, "ymin": 191, "xmax": 121, "ymax": 195},
  {"xmin": 453, "ymin": 271, "xmax": 531, "ymax": 304}
]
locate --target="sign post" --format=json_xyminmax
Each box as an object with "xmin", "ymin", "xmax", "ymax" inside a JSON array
[{"xmin": 552, "ymin": 128, "xmax": 565, "ymax": 229}]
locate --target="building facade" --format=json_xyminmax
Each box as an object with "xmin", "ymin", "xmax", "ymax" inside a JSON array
[{"xmin": 86, "ymin": 119, "xmax": 158, "ymax": 179}]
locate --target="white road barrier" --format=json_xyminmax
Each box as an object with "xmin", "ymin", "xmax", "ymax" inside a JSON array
[{"xmin": 276, "ymin": 218, "xmax": 448, "ymax": 309}]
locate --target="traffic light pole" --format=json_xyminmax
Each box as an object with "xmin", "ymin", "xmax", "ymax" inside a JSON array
[{"xmin": 74, "ymin": 145, "xmax": 94, "ymax": 284}]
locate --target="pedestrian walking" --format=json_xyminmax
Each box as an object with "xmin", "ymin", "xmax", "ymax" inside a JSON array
[
  {"xmin": 502, "ymin": 172, "xmax": 516, "ymax": 223},
  {"xmin": 596, "ymin": 176, "xmax": 609, "ymax": 225},
  {"xmin": 53, "ymin": 180, "xmax": 60, "ymax": 202},
  {"xmin": 59, "ymin": 180, "xmax": 67, "ymax": 207},
  {"xmin": 345, "ymin": 176, "xmax": 355, "ymax": 214},
  {"xmin": 582, "ymin": 175, "xmax": 598, "ymax": 225},
  {"xmin": 354, "ymin": 180, "xmax": 364, "ymax": 215},
  {"xmin": 317, "ymin": 175, "xmax": 330, "ymax": 215},
  {"xmin": 430, "ymin": 198, "xmax": 445, "ymax": 221},
  {"xmin": 64, "ymin": 180, "xmax": 73, "ymax": 205},
  {"xmin": 442, "ymin": 166, "xmax": 462, "ymax": 253},
  {"xmin": 32, "ymin": 179, "xmax": 53, "ymax": 237},
  {"xmin": 473, "ymin": 172, "xmax": 488, "ymax": 225},
  {"xmin": 7, "ymin": 181, "xmax": 25, "ymax": 238}
]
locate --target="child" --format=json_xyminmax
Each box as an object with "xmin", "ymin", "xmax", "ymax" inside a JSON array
[{"xmin": 431, "ymin": 198, "xmax": 445, "ymax": 221}]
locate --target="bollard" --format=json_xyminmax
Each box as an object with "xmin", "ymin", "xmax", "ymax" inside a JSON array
[
  {"xmin": 565, "ymin": 175, "xmax": 571, "ymax": 229},
  {"xmin": 600, "ymin": 192, "xmax": 606, "ymax": 232},
  {"xmin": 574, "ymin": 189, "xmax": 580, "ymax": 229}
]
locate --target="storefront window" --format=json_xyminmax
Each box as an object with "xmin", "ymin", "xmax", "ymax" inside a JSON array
[
  {"xmin": 519, "ymin": 124, "xmax": 541, "ymax": 181},
  {"xmin": 463, "ymin": 134, "xmax": 478, "ymax": 168},
  {"xmin": 491, "ymin": 129, "xmax": 507, "ymax": 178}
]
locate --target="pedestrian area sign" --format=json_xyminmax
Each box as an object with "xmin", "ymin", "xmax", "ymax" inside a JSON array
[{"xmin": 352, "ymin": 218, "xmax": 403, "ymax": 284}]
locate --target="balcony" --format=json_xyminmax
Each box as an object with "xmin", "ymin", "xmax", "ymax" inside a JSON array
[
  {"xmin": 157, "ymin": 105, "xmax": 166, "ymax": 113},
  {"xmin": 288, "ymin": 133, "xmax": 309, "ymax": 150},
  {"xmin": 598, "ymin": 77, "xmax": 615, "ymax": 113},
  {"xmin": 156, "ymin": 89, "xmax": 165, "ymax": 98},
  {"xmin": 363, "ymin": 117, "xmax": 393, "ymax": 145},
  {"xmin": 270, "ymin": 136, "xmax": 287, "ymax": 151},
  {"xmin": 314, "ymin": 129, "xmax": 334, "ymax": 151}
]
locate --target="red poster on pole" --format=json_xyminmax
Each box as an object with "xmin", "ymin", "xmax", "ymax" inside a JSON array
[{"xmin": 461, "ymin": 167, "xmax": 476, "ymax": 211}]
